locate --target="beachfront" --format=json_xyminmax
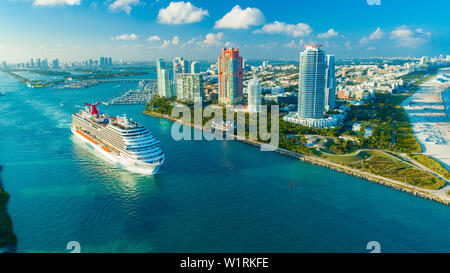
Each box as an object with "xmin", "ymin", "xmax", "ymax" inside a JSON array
[{"xmin": 403, "ymin": 68, "xmax": 450, "ymax": 170}]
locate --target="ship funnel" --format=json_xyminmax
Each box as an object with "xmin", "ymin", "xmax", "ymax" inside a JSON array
[{"xmin": 84, "ymin": 102, "xmax": 100, "ymax": 116}]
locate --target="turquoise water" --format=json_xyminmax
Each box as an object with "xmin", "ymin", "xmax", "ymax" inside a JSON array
[{"xmin": 0, "ymin": 71, "xmax": 449, "ymax": 253}]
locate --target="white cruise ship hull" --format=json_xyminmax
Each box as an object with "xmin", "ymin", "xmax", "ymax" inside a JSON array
[{"xmin": 72, "ymin": 127, "xmax": 163, "ymax": 175}]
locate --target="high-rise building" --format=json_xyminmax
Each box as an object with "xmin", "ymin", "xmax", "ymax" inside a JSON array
[
  {"xmin": 36, "ymin": 58, "xmax": 41, "ymax": 68},
  {"xmin": 98, "ymin": 57, "xmax": 112, "ymax": 67},
  {"xmin": 156, "ymin": 59, "xmax": 175, "ymax": 98},
  {"xmin": 191, "ymin": 61, "xmax": 199, "ymax": 74},
  {"xmin": 298, "ymin": 45, "xmax": 326, "ymax": 119},
  {"xmin": 30, "ymin": 58, "xmax": 34, "ymax": 68},
  {"xmin": 324, "ymin": 55, "xmax": 336, "ymax": 111},
  {"xmin": 52, "ymin": 59, "xmax": 59, "ymax": 69},
  {"xmin": 176, "ymin": 73, "xmax": 204, "ymax": 102},
  {"xmin": 173, "ymin": 57, "xmax": 189, "ymax": 75},
  {"xmin": 247, "ymin": 75, "xmax": 261, "ymax": 113},
  {"xmin": 218, "ymin": 48, "xmax": 243, "ymax": 105}
]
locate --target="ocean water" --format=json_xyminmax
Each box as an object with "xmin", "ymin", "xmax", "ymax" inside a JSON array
[{"xmin": 0, "ymin": 71, "xmax": 450, "ymax": 253}]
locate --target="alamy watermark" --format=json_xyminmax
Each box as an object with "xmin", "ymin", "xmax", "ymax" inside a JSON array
[{"xmin": 170, "ymin": 102, "xmax": 279, "ymax": 151}]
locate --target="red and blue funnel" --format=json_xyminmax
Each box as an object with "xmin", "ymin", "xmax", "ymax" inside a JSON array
[{"xmin": 84, "ymin": 102, "xmax": 100, "ymax": 116}]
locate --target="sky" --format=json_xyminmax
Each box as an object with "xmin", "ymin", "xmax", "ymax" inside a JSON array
[{"xmin": 1, "ymin": 0, "xmax": 449, "ymax": 63}]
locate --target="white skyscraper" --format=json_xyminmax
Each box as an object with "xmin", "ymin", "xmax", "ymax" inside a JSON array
[
  {"xmin": 298, "ymin": 45, "xmax": 326, "ymax": 119},
  {"xmin": 157, "ymin": 59, "xmax": 175, "ymax": 98},
  {"xmin": 191, "ymin": 61, "xmax": 199, "ymax": 74},
  {"xmin": 325, "ymin": 55, "xmax": 336, "ymax": 111},
  {"xmin": 247, "ymin": 75, "xmax": 261, "ymax": 113},
  {"xmin": 283, "ymin": 45, "xmax": 339, "ymax": 128}
]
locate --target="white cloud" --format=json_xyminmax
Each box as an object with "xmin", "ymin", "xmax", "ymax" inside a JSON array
[
  {"xmin": 214, "ymin": 5, "xmax": 265, "ymax": 29},
  {"xmin": 33, "ymin": 0, "xmax": 80, "ymax": 6},
  {"xmin": 160, "ymin": 40, "xmax": 171, "ymax": 49},
  {"xmin": 198, "ymin": 32, "xmax": 224, "ymax": 46},
  {"xmin": 111, "ymin": 33, "xmax": 138, "ymax": 41},
  {"xmin": 369, "ymin": 27, "xmax": 383, "ymax": 40},
  {"xmin": 108, "ymin": 0, "xmax": 140, "ymax": 15},
  {"xmin": 359, "ymin": 27, "xmax": 383, "ymax": 44},
  {"xmin": 158, "ymin": 36, "xmax": 181, "ymax": 49},
  {"xmin": 147, "ymin": 35, "xmax": 161, "ymax": 42},
  {"xmin": 284, "ymin": 40, "xmax": 304, "ymax": 49},
  {"xmin": 317, "ymin": 29, "xmax": 338, "ymax": 39},
  {"xmin": 253, "ymin": 21, "xmax": 312, "ymax": 37},
  {"xmin": 367, "ymin": 46, "xmax": 376, "ymax": 51},
  {"xmin": 187, "ymin": 37, "xmax": 197, "ymax": 44},
  {"xmin": 157, "ymin": 1, "xmax": 209, "ymax": 24},
  {"xmin": 390, "ymin": 25, "xmax": 430, "ymax": 48},
  {"xmin": 171, "ymin": 35, "xmax": 180, "ymax": 45}
]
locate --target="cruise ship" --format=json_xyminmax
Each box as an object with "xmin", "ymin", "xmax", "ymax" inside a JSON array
[{"xmin": 71, "ymin": 102, "xmax": 164, "ymax": 175}]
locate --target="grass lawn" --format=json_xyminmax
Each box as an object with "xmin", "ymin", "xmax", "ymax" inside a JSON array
[
  {"xmin": 317, "ymin": 149, "xmax": 446, "ymax": 190},
  {"xmin": 390, "ymin": 94, "xmax": 422, "ymax": 153},
  {"xmin": 411, "ymin": 154, "xmax": 450, "ymax": 180}
]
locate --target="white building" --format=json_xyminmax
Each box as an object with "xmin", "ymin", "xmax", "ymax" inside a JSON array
[
  {"xmin": 247, "ymin": 75, "xmax": 261, "ymax": 113},
  {"xmin": 191, "ymin": 61, "xmax": 199, "ymax": 74},
  {"xmin": 176, "ymin": 73, "xmax": 204, "ymax": 102},
  {"xmin": 157, "ymin": 59, "xmax": 175, "ymax": 98}
]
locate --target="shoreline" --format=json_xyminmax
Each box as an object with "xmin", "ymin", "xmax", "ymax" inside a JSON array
[
  {"xmin": 143, "ymin": 111, "xmax": 450, "ymax": 207},
  {"xmin": 0, "ymin": 165, "xmax": 17, "ymax": 253},
  {"xmin": 402, "ymin": 69, "xmax": 450, "ymax": 170}
]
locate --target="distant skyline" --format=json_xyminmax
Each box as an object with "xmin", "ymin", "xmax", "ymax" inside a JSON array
[{"xmin": 1, "ymin": 0, "xmax": 449, "ymax": 62}]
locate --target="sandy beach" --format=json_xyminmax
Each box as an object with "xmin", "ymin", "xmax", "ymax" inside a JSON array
[{"xmin": 403, "ymin": 68, "xmax": 450, "ymax": 170}]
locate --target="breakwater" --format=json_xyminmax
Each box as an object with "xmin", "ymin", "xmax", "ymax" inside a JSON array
[{"xmin": 144, "ymin": 110, "xmax": 450, "ymax": 207}]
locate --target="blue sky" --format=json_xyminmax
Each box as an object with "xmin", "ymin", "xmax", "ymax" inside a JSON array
[{"xmin": 1, "ymin": 0, "xmax": 449, "ymax": 62}]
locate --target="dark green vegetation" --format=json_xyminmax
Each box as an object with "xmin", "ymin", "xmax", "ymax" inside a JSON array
[
  {"xmin": 344, "ymin": 92, "xmax": 421, "ymax": 153},
  {"xmin": 146, "ymin": 95, "xmax": 174, "ymax": 115},
  {"xmin": 0, "ymin": 167, "xmax": 17, "ymax": 251},
  {"xmin": 28, "ymin": 69, "xmax": 71, "ymax": 76}
]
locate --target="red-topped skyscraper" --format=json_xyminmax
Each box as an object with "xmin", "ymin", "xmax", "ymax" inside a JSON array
[{"xmin": 218, "ymin": 48, "xmax": 243, "ymax": 105}]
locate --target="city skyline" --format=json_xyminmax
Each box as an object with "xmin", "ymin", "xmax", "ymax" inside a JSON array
[{"xmin": 1, "ymin": 0, "xmax": 449, "ymax": 62}]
